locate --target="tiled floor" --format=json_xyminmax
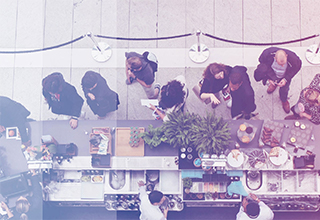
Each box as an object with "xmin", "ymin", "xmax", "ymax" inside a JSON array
[
  {"xmin": 1, "ymin": 1, "xmax": 320, "ymax": 219},
  {"xmin": 1, "ymin": 0, "xmax": 320, "ymax": 123}
]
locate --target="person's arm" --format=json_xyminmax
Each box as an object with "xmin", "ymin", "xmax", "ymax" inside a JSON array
[
  {"xmin": 1, "ymin": 202, "xmax": 14, "ymax": 219},
  {"xmin": 236, "ymin": 204, "xmax": 246, "ymax": 220},
  {"xmin": 136, "ymin": 78, "xmax": 152, "ymax": 88},
  {"xmin": 125, "ymin": 60, "xmax": 136, "ymax": 81},
  {"xmin": 149, "ymin": 104, "xmax": 166, "ymax": 120},
  {"xmin": 138, "ymin": 181, "xmax": 148, "ymax": 201},
  {"xmin": 42, "ymin": 89, "xmax": 52, "ymax": 108},
  {"xmin": 200, "ymin": 93, "xmax": 220, "ymax": 104},
  {"xmin": 285, "ymin": 52, "xmax": 302, "ymax": 82}
]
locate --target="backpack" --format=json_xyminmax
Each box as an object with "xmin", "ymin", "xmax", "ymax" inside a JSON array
[{"xmin": 143, "ymin": 51, "xmax": 158, "ymax": 72}]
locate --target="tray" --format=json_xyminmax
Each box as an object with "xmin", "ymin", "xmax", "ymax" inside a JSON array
[
  {"xmin": 90, "ymin": 127, "xmax": 112, "ymax": 155},
  {"xmin": 287, "ymin": 122, "xmax": 313, "ymax": 147},
  {"xmin": 259, "ymin": 120, "xmax": 284, "ymax": 147},
  {"xmin": 237, "ymin": 122, "xmax": 257, "ymax": 143},
  {"xmin": 115, "ymin": 127, "xmax": 145, "ymax": 156}
]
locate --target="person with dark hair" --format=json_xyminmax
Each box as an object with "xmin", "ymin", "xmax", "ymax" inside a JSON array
[
  {"xmin": 42, "ymin": 72, "xmax": 84, "ymax": 129},
  {"xmin": 254, "ymin": 47, "xmax": 302, "ymax": 113},
  {"xmin": 0, "ymin": 96, "xmax": 31, "ymax": 146},
  {"xmin": 229, "ymin": 66, "xmax": 256, "ymax": 119},
  {"xmin": 125, "ymin": 52, "xmax": 160, "ymax": 99},
  {"xmin": 285, "ymin": 74, "xmax": 320, "ymax": 124},
  {"xmin": 199, "ymin": 63, "xmax": 232, "ymax": 108},
  {"xmin": 137, "ymin": 180, "xmax": 168, "ymax": 220},
  {"xmin": 149, "ymin": 75, "xmax": 187, "ymax": 121},
  {"xmin": 81, "ymin": 71, "xmax": 120, "ymax": 119},
  {"xmin": 236, "ymin": 193, "xmax": 274, "ymax": 220}
]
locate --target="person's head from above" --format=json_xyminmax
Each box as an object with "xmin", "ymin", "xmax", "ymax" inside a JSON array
[
  {"xmin": 159, "ymin": 80, "xmax": 185, "ymax": 109},
  {"xmin": 275, "ymin": 49, "xmax": 288, "ymax": 66},
  {"xmin": 149, "ymin": 190, "xmax": 165, "ymax": 206},
  {"xmin": 203, "ymin": 63, "xmax": 227, "ymax": 80},
  {"xmin": 305, "ymin": 88, "xmax": 320, "ymax": 105},
  {"xmin": 16, "ymin": 196, "xmax": 30, "ymax": 214},
  {"xmin": 42, "ymin": 72, "xmax": 64, "ymax": 94},
  {"xmin": 127, "ymin": 56, "xmax": 142, "ymax": 72},
  {"xmin": 229, "ymin": 71, "xmax": 243, "ymax": 91},
  {"xmin": 245, "ymin": 202, "xmax": 260, "ymax": 218},
  {"xmin": 82, "ymin": 71, "xmax": 98, "ymax": 90}
]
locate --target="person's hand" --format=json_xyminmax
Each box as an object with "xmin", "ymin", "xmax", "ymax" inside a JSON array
[
  {"xmin": 210, "ymin": 94, "xmax": 220, "ymax": 105},
  {"xmin": 278, "ymin": 78, "xmax": 287, "ymax": 87},
  {"xmin": 163, "ymin": 207, "xmax": 169, "ymax": 218},
  {"xmin": 128, "ymin": 71, "xmax": 136, "ymax": 79},
  {"xmin": 137, "ymin": 180, "xmax": 145, "ymax": 187},
  {"xmin": 242, "ymin": 197, "xmax": 249, "ymax": 210},
  {"xmin": 0, "ymin": 125, "xmax": 5, "ymax": 133},
  {"xmin": 87, "ymin": 93, "xmax": 95, "ymax": 100},
  {"xmin": 249, "ymin": 193, "xmax": 260, "ymax": 202},
  {"xmin": 69, "ymin": 118, "xmax": 78, "ymax": 129},
  {"xmin": 299, "ymin": 112, "xmax": 305, "ymax": 118},
  {"xmin": 1, "ymin": 201, "xmax": 9, "ymax": 211},
  {"xmin": 268, "ymin": 79, "xmax": 276, "ymax": 86},
  {"xmin": 149, "ymin": 103, "xmax": 157, "ymax": 111}
]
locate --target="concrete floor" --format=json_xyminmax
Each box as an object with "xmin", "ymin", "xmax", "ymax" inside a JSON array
[{"xmin": 1, "ymin": 0, "xmax": 320, "ymax": 219}]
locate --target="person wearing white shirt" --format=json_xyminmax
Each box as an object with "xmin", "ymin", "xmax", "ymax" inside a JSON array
[
  {"xmin": 138, "ymin": 181, "xmax": 168, "ymax": 220},
  {"xmin": 236, "ymin": 193, "xmax": 274, "ymax": 220}
]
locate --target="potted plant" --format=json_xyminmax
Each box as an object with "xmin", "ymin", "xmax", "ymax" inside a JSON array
[
  {"xmin": 162, "ymin": 111, "xmax": 200, "ymax": 149},
  {"xmin": 193, "ymin": 112, "xmax": 231, "ymax": 155},
  {"xmin": 138, "ymin": 124, "xmax": 167, "ymax": 149}
]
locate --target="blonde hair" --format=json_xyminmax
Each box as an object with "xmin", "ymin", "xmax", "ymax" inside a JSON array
[
  {"xmin": 16, "ymin": 199, "xmax": 30, "ymax": 214},
  {"xmin": 20, "ymin": 213, "xmax": 28, "ymax": 220}
]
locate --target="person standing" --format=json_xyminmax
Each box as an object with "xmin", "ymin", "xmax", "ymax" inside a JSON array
[
  {"xmin": 81, "ymin": 71, "xmax": 120, "ymax": 119},
  {"xmin": 285, "ymin": 74, "xmax": 320, "ymax": 124},
  {"xmin": 42, "ymin": 72, "xmax": 84, "ymax": 129},
  {"xmin": 254, "ymin": 47, "xmax": 302, "ymax": 113},
  {"xmin": 229, "ymin": 66, "xmax": 256, "ymax": 119},
  {"xmin": 236, "ymin": 193, "xmax": 274, "ymax": 220},
  {"xmin": 199, "ymin": 63, "xmax": 232, "ymax": 108},
  {"xmin": 125, "ymin": 52, "xmax": 160, "ymax": 99},
  {"xmin": 138, "ymin": 180, "xmax": 168, "ymax": 220},
  {"xmin": 149, "ymin": 75, "xmax": 188, "ymax": 121},
  {"xmin": 0, "ymin": 96, "xmax": 31, "ymax": 146}
]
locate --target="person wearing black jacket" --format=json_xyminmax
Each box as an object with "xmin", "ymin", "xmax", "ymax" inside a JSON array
[
  {"xmin": 199, "ymin": 63, "xmax": 232, "ymax": 108},
  {"xmin": 254, "ymin": 47, "xmax": 302, "ymax": 113},
  {"xmin": 81, "ymin": 71, "xmax": 120, "ymax": 119},
  {"xmin": 0, "ymin": 96, "xmax": 31, "ymax": 145},
  {"xmin": 229, "ymin": 66, "xmax": 256, "ymax": 119},
  {"xmin": 42, "ymin": 72, "xmax": 84, "ymax": 129}
]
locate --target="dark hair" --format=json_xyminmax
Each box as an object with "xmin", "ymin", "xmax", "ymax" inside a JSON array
[
  {"xmin": 148, "ymin": 190, "xmax": 163, "ymax": 204},
  {"xmin": 203, "ymin": 63, "xmax": 227, "ymax": 79},
  {"xmin": 127, "ymin": 57, "xmax": 142, "ymax": 70},
  {"xmin": 229, "ymin": 71, "xmax": 243, "ymax": 85},
  {"xmin": 82, "ymin": 71, "xmax": 98, "ymax": 89},
  {"xmin": 159, "ymin": 80, "xmax": 185, "ymax": 109},
  {"xmin": 246, "ymin": 202, "xmax": 260, "ymax": 217},
  {"xmin": 42, "ymin": 72, "xmax": 63, "ymax": 93}
]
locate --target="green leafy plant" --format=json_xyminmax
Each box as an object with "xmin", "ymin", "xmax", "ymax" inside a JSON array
[
  {"xmin": 194, "ymin": 112, "xmax": 230, "ymax": 155},
  {"xmin": 138, "ymin": 124, "xmax": 167, "ymax": 149},
  {"xmin": 163, "ymin": 111, "xmax": 201, "ymax": 148},
  {"xmin": 139, "ymin": 111, "xmax": 230, "ymax": 155}
]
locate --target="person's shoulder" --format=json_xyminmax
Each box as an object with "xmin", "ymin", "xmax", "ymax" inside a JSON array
[
  {"xmin": 232, "ymin": 66, "xmax": 248, "ymax": 74},
  {"xmin": 263, "ymin": 47, "xmax": 279, "ymax": 54}
]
